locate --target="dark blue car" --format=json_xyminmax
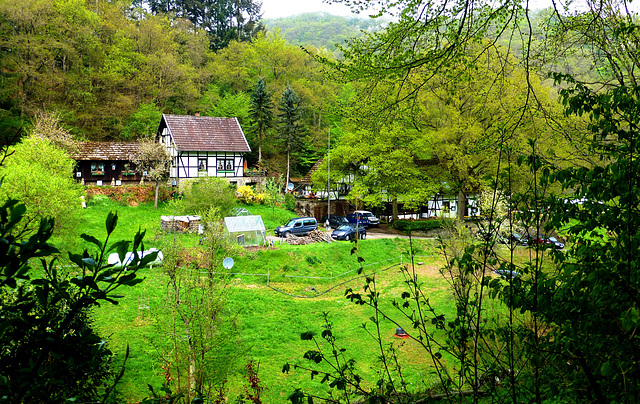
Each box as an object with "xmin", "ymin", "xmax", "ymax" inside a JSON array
[
  {"xmin": 346, "ymin": 213, "xmax": 370, "ymax": 227},
  {"xmin": 331, "ymin": 224, "xmax": 367, "ymax": 241}
]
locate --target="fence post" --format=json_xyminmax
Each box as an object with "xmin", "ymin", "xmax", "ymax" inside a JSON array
[
  {"xmin": 267, "ymin": 269, "xmax": 270, "ymax": 286},
  {"xmin": 400, "ymin": 253, "xmax": 403, "ymax": 266}
]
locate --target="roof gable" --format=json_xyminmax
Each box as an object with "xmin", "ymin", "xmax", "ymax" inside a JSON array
[{"xmin": 160, "ymin": 115, "xmax": 251, "ymax": 152}]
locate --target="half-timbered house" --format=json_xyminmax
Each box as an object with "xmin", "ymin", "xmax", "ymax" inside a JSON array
[{"xmin": 156, "ymin": 114, "xmax": 251, "ymax": 186}]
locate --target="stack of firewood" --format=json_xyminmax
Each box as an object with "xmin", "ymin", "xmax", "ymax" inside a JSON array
[{"xmin": 286, "ymin": 229, "xmax": 333, "ymax": 245}]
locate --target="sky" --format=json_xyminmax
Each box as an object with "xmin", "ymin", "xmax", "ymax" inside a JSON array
[
  {"xmin": 259, "ymin": 0, "xmax": 640, "ymax": 20},
  {"xmin": 260, "ymin": 0, "xmax": 359, "ymax": 19}
]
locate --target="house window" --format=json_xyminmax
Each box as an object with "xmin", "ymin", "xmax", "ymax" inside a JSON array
[
  {"xmin": 198, "ymin": 158, "xmax": 207, "ymax": 172},
  {"xmin": 91, "ymin": 162, "xmax": 104, "ymax": 175},
  {"xmin": 217, "ymin": 158, "xmax": 234, "ymax": 173}
]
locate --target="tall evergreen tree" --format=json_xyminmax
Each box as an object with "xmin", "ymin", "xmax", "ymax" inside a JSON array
[
  {"xmin": 277, "ymin": 85, "xmax": 306, "ymax": 185},
  {"xmin": 143, "ymin": 0, "xmax": 264, "ymax": 50},
  {"xmin": 249, "ymin": 78, "xmax": 273, "ymax": 165}
]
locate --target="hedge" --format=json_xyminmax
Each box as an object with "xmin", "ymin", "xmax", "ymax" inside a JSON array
[{"xmin": 393, "ymin": 218, "xmax": 455, "ymax": 232}]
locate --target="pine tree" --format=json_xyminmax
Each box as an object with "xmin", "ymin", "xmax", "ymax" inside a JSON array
[
  {"xmin": 249, "ymin": 78, "xmax": 274, "ymax": 165},
  {"xmin": 277, "ymin": 85, "xmax": 306, "ymax": 185}
]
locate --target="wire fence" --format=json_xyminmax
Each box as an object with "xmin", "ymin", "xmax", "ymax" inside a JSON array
[{"xmin": 200, "ymin": 253, "xmax": 439, "ymax": 299}]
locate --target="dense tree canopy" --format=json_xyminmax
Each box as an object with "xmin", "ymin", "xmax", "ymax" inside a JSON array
[{"xmin": 142, "ymin": 0, "xmax": 264, "ymax": 50}]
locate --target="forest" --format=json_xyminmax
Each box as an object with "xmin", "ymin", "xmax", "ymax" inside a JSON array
[{"xmin": 1, "ymin": 0, "xmax": 640, "ymax": 403}]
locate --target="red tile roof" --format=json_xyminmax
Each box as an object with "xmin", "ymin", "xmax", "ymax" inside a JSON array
[
  {"xmin": 72, "ymin": 142, "xmax": 139, "ymax": 160},
  {"xmin": 160, "ymin": 115, "xmax": 251, "ymax": 152}
]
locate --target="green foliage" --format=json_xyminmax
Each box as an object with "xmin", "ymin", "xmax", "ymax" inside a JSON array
[
  {"xmin": 144, "ymin": 0, "xmax": 263, "ymax": 50},
  {"xmin": 122, "ymin": 102, "xmax": 163, "ymax": 140},
  {"xmin": 393, "ymin": 218, "xmax": 455, "ymax": 232},
  {"xmin": 201, "ymin": 85, "xmax": 251, "ymax": 125},
  {"xmin": 0, "ymin": 134, "xmax": 82, "ymax": 236},
  {"xmin": 284, "ymin": 193, "xmax": 296, "ymax": 211},
  {"xmin": 172, "ymin": 177, "xmax": 237, "ymax": 216},
  {"xmin": 152, "ymin": 210, "xmax": 239, "ymax": 401},
  {"xmin": 263, "ymin": 13, "xmax": 388, "ymax": 54},
  {"xmin": 277, "ymin": 85, "xmax": 307, "ymax": 183},
  {"xmin": 0, "ymin": 0, "xmax": 211, "ymax": 139},
  {"xmin": 0, "ymin": 197, "xmax": 154, "ymax": 402},
  {"xmin": 492, "ymin": 80, "xmax": 640, "ymax": 403},
  {"xmin": 249, "ymin": 78, "xmax": 274, "ymax": 164}
]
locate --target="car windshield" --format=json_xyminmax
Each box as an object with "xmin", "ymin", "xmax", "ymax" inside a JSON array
[
  {"xmin": 362, "ymin": 212, "xmax": 373, "ymax": 217},
  {"xmin": 284, "ymin": 220, "xmax": 296, "ymax": 227},
  {"xmin": 548, "ymin": 237, "xmax": 558, "ymax": 242},
  {"xmin": 336, "ymin": 225, "xmax": 353, "ymax": 231}
]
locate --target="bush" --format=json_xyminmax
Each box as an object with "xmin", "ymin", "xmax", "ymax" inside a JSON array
[
  {"xmin": 284, "ymin": 193, "xmax": 296, "ymax": 211},
  {"xmin": 236, "ymin": 185, "xmax": 267, "ymax": 204},
  {"xmin": 236, "ymin": 185, "xmax": 257, "ymax": 203},
  {"xmin": 172, "ymin": 177, "xmax": 236, "ymax": 217},
  {"xmin": 0, "ymin": 135, "xmax": 82, "ymax": 235},
  {"xmin": 393, "ymin": 218, "xmax": 455, "ymax": 232}
]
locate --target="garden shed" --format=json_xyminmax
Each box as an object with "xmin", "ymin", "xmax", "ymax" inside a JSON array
[{"xmin": 224, "ymin": 215, "xmax": 266, "ymax": 246}]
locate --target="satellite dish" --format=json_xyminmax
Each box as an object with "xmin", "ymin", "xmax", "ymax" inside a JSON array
[
  {"xmin": 222, "ymin": 257, "xmax": 234, "ymax": 270},
  {"xmin": 286, "ymin": 182, "xmax": 294, "ymax": 191}
]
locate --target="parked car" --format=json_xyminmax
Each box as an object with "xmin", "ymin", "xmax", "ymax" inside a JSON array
[
  {"xmin": 354, "ymin": 210, "xmax": 380, "ymax": 227},
  {"xmin": 331, "ymin": 223, "xmax": 367, "ymax": 241},
  {"xmin": 476, "ymin": 228, "xmax": 509, "ymax": 245},
  {"xmin": 508, "ymin": 232, "xmax": 529, "ymax": 246},
  {"xmin": 321, "ymin": 214, "xmax": 349, "ymax": 229},
  {"xmin": 346, "ymin": 212, "xmax": 370, "ymax": 227},
  {"xmin": 274, "ymin": 217, "xmax": 318, "ymax": 237},
  {"xmin": 528, "ymin": 234, "xmax": 564, "ymax": 249},
  {"xmin": 493, "ymin": 269, "xmax": 521, "ymax": 278}
]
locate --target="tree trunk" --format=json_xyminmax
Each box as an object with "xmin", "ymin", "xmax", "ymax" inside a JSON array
[
  {"xmin": 286, "ymin": 151, "xmax": 290, "ymax": 186},
  {"xmin": 392, "ymin": 198, "xmax": 399, "ymax": 224},
  {"xmin": 457, "ymin": 190, "xmax": 467, "ymax": 222},
  {"xmin": 154, "ymin": 180, "xmax": 160, "ymax": 210}
]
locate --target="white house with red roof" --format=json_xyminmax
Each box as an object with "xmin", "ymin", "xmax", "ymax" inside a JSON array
[{"xmin": 156, "ymin": 114, "xmax": 252, "ymax": 185}]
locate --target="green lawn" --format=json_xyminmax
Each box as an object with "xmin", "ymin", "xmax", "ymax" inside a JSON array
[{"xmin": 55, "ymin": 197, "xmax": 457, "ymax": 403}]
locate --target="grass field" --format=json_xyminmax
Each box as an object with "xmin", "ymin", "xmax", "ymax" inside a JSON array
[{"xmin": 54, "ymin": 196, "xmax": 463, "ymax": 403}]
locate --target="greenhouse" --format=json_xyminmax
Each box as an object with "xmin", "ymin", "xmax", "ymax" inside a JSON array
[{"xmin": 223, "ymin": 215, "xmax": 266, "ymax": 246}]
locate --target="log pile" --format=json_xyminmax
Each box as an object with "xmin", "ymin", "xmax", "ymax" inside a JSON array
[
  {"xmin": 286, "ymin": 229, "xmax": 333, "ymax": 245},
  {"xmin": 161, "ymin": 215, "xmax": 201, "ymax": 233}
]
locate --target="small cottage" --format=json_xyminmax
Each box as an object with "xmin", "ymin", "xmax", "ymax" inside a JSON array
[
  {"xmin": 71, "ymin": 142, "xmax": 140, "ymax": 185},
  {"xmin": 156, "ymin": 114, "xmax": 251, "ymax": 186}
]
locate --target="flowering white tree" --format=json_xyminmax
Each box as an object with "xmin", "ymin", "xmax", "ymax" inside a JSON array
[{"xmin": 131, "ymin": 139, "xmax": 171, "ymax": 209}]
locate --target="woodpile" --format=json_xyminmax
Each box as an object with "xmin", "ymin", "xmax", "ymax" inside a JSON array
[
  {"xmin": 285, "ymin": 229, "xmax": 333, "ymax": 245},
  {"xmin": 161, "ymin": 215, "xmax": 201, "ymax": 233}
]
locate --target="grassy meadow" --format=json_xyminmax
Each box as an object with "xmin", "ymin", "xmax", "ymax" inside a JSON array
[{"xmin": 50, "ymin": 195, "xmax": 491, "ymax": 403}]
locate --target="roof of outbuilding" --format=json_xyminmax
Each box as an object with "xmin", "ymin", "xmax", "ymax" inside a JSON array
[
  {"xmin": 72, "ymin": 142, "xmax": 140, "ymax": 161},
  {"xmin": 300, "ymin": 158, "xmax": 324, "ymax": 184},
  {"xmin": 159, "ymin": 115, "xmax": 251, "ymax": 152}
]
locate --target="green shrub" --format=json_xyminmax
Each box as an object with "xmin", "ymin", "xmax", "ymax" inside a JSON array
[
  {"xmin": 172, "ymin": 177, "xmax": 236, "ymax": 216},
  {"xmin": 393, "ymin": 218, "xmax": 455, "ymax": 232},
  {"xmin": 284, "ymin": 193, "xmax": 296, "ymax": 211}
]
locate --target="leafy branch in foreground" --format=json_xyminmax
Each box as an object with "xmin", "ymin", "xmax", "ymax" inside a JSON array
[{"xmin": 0, "ymin": 198, "xmax": 157, "ymax": 402}]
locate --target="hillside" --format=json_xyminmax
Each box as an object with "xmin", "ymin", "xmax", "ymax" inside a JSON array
[{"xmin": 263, "ymin": 12, "xmax": 388, "ymax": 53}]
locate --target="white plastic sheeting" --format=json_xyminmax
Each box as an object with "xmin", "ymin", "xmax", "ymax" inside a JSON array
[{"xmin": 107, "ymin": 248, "xmax": 163, "ymax": 268}]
